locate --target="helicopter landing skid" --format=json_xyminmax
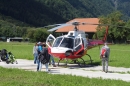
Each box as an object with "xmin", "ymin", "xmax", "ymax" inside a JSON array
[
  {"xmin": 72, "ymin": 54, "xmax": 93, "ymax": 67},
  {"xmin": 86, "ymin": 54, "xmax": 93, "ymax": 65},
  {"xmin": 72, "ymin": 58, "xmax": 86, "ymax": 67},
  {"xmin": 57, "ymin": 54, "xmax": 93, "ymax": 67},
  {"xmin": 57, "ymin": 58, "xmax": 68, "ymax": 67}
]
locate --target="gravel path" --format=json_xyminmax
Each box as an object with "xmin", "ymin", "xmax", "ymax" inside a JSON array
[{"xmin": 0, "ymin": 59, "xmax": 130, "ymax": 82}]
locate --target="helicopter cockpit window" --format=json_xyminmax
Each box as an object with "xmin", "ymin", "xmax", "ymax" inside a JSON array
[
  {"xmin": 74, "ymin": 37, "xmax": 82, "ymax": 51},
  {"xmin": 75, "ymin": 38, "xmax": 80, "ymax": 47},
  {"xmin": 53, "ymin": 37, "xmax": 62, "ymax": 47},
  {"xmin": 60, "ymin": 37, "xmax": 74, "ymax": 49}
]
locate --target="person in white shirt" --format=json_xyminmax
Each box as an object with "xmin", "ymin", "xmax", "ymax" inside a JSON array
[{"xmin": 33, "ymin": 42, "xmax": 38, "ymax": 64}]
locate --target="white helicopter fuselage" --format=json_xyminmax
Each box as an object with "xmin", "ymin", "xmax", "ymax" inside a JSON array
[
  {"xmin": 46, "ymin": 30, "xmax": 88, "ymax": 59},
  {"xmin": 51, "ymin": 47, "xmax": 73, "ymax": 53}
]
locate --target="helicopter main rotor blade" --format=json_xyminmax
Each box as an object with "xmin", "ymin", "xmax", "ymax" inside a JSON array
[
  {"xmin": 44, "ymin": 24, "xmax": 64, "ymax": 28},
  {"xmin": 48, "ymin": 23, "xmax": 71, "ymax": 32},
  {"xmin": 82, "ymin": 22, "xmax": 108, "ymax": 26},
  {"xmin": 47, "ymin": 21, "xmax": 130, "ymax": 32},
  {"xmin": 82, "ymin": 23, "xmax": 130, "ymax": 28}
]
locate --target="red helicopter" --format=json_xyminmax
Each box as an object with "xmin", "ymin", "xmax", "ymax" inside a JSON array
[{"xmin": 46, "ymin": 22, "xmax": 108, "ymax": 67}]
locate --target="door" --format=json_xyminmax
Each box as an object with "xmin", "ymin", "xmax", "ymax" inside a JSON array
[
  {"xmin": 74, "ymin": 35, "xmax": 84, "ymax": 55},
  {"xmin": 46, "ymin": 34, "xmax": 56, "ymax": 48}
]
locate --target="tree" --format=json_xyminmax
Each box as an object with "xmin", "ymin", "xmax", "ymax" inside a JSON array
[
  {"xmin": 96, "ymin": 11, "xmax": 130, "ymax": 43},
  {"xmin": 26, "ymin": 29, "xmax": 35, "ymax": 42},
  {"xmin": 124, "ymin": 20, "xmax": 130, "ymax": 40},
  {"xmin": 26, "ymin": 28, "xmax": 49, "ymax": 42}
]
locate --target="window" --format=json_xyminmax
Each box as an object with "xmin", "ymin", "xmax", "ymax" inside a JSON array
[
  {"xmin": 60, "ymin": 37, "xmax": 74, "ymax": 49},
  {"xmin": 53, "ymin": 37, "xmax": 62, "ymax": 47},
  {"xmin": 75, "ymin": 38, "xmax": 80, "ymax": 47}
]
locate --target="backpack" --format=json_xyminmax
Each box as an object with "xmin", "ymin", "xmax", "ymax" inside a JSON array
[
  {"xmin": 37, "ymin": 46, "xmax": 41, "ymax": 54},
  {"xmin": 1, "ymin": 49, "xmax": 7, "ymax": 55},
  {"xmin": 101, "ymin": 47, "xmax": 107, "ymax": 58},
  {"xmin": 1, "ymin": 49, "xmax": 8, "ymax": 61},
  {"xmin": 39, "ymin": 48, "xmax": 50, "ymax": 64}
]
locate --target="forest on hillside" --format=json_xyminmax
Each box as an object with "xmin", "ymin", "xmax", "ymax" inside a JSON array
[
  {"xmin": 0, "ymin": 0, "xmax": 130, "ymax": 27},
  {"xmin": 0, "ymin": 0, "xmax": 114, "ymax": 27},
  {"xmin": 0, "ymin": 0, "xmax": 130, "ymax": 43}
]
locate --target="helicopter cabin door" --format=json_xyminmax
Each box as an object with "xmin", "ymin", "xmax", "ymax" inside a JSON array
[
  {"xmin": 74, "ymin": 35, "xmax": 84, "ymax": 55},
  {"xmin": 46, "ymin": 34, "xmax": 56, "ymax": 48}
]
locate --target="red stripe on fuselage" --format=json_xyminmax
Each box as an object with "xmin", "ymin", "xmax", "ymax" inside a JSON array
[{"xmin": 48, "ymin": 45, "xmax": 84, "ymax": 60}]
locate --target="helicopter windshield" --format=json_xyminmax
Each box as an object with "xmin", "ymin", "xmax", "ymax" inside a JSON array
[
  {"xmin": 53, "ymin": 37, "xmax": 74, "ymax": 49},
  {"xmin": 53, "ymin": 37, "xmax": 62, "ymax": 47}
]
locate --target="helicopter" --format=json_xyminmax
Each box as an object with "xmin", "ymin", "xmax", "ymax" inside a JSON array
[{"xmin": 46, "ymin": 21, "xmax": 107, "ymax": 67}]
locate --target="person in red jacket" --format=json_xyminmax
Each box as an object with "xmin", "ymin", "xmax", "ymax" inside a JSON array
[{"xmin": 100, "ymin": 42, "xmax": 110, "ymax": 73}]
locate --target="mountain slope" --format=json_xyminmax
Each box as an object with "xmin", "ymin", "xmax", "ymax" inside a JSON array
[
  {"xmin": 0, "ymin": 0, "xmax": 130, "ymax": 27},
  {"xmin": 0, "ymin": 0, "xmax": 67, "ymax": 27}
]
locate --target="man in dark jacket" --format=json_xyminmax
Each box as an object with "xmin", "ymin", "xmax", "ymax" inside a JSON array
[{"xmin": 37, "ymin": 43, "xmax": 50, "ymax": 72}]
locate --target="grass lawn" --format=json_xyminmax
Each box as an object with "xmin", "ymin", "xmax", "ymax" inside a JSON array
[
  {"xmin": 0, "ymin": 42, "xmax": 130, "ymax": 67},
  {"xmin": 0, "ymin": 67, "xmax": 130, "ymax": 86},
  {"xmin": 0, "ymin": 42, "xmax": 33, "ymax": 60},
  {"xmin": 87, "ymin": 44, "xmax": 130, "ymax": 68}
]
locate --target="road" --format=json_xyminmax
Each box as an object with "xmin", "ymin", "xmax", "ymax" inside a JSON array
[{"xmin": 0, "ymin": 59, "xmax": 130, "ymax": 82}]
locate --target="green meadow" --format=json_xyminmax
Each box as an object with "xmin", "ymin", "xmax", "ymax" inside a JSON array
[
  {"xmin": 87, "ymin": 44, "xmax": 130, "ymax": 68},
  {"xmin": 1, "ymin": 42, "xmax": 129, "ymax": 68},
  {"xmin": 0, "ymin": 67, "xmax": 130, "ymax": 86},
  {"xmin": 0, "ymin": 42, "xmax": 130, "ymax": 86},
  {"xmin": 0, "ymin": 42, "xmax": 34, "ymax": 60}
]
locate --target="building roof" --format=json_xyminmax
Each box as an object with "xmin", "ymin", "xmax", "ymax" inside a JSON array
[{"xmin": 56, "ymin": 18, "xmax": 99, "ymax": 32}]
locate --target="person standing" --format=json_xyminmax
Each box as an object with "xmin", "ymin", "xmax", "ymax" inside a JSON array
[
  {"xmin": 48, "ymin": 42, "xmax": 56, "ymax": 67},
  {"xmin": 37, "ymin": 43, "xmax": 50, "ymax": 72},
  {"xmin": 49, "ymin": 55, "xmax": 56, "ymax": 67},
  {"xmin": 37, "ymin": 42, "xmax": 43, "ymax": 71},
  {"xmin": 33, "ymin": 43, "xmax": 38, "ymax": 64},
  {"xmin": 100, "ymin": 42, "xmax": 110, "ymax": 73}
]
